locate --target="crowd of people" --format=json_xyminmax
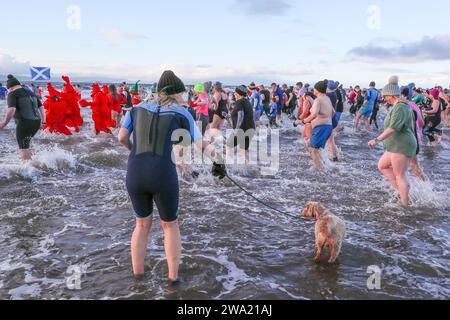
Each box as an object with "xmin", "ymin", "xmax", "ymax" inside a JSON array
[{"xmin": 1, "ymin": 71, "xmax": 449, "ymax": 287}]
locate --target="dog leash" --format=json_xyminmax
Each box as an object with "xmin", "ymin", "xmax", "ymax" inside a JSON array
[{"xmin": 225, "ymin": 173, "xmax": 299, "ymax": 219}]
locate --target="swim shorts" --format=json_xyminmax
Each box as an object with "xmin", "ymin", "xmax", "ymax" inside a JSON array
[
  {"xmin": 16, "ymin": 119, "xmax": 41, "ymax": 149},
  {"xmin": 126, "ymin": 165, "xmax": 180, "ymax": 222},
  {"xmin": 310, "ymin": 125, "xmax": 333, "ymax": 149},
  {"xmin": 358, "ymin": 105, "xmax": 373, "ymax": 118},
  {"xmin": 332, "ymin": 112, "xmax": 342, "ymax": 129}
]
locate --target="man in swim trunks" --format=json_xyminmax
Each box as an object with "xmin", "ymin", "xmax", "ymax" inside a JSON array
[
  {"xmin": 326, "ymin": 80, "xmax": 340, "ymax": 162},
  {"xmin": 300, "ymin": 80, "xmax": 335, "ymax": 171},
  {"xmin": 0, "ymin": 75, "xmax": 45, "ymax": 161},
  {"xmin": 271, "ymin": 83, "xmax": 284, "ymax": 124},
  {"xmin": 249, "ymin": 82, "xmax": 262, "ymax": 128},
  {"xmin": 355, "ymin": 81, "xmax": 378, "ymax": 131}
]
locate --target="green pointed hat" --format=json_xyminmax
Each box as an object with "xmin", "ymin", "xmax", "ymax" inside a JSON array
[{"xmin": 130, "ymin": 80, "xmax": 140, "ymax": 94}]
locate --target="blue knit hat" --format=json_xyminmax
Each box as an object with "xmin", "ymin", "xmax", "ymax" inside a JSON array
[{"xmin": 327, "ymin": 80, "xmax": 339, "ymax": 91}]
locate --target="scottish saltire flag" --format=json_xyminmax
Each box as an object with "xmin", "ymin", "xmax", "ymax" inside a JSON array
[{"xmin": 30, "ymin": 67, "xmax": 51, "ymax": 81}]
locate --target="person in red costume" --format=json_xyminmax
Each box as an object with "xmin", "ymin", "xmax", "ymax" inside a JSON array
[
  {"xmin": 61, "ymin": 76, "xmax": 83, "ymax": 132},
  {"xmin": 43, "ymin": 83, "xmax": 72, "ymax": 136},
  {"xmin": 79, "ymin": 84, "xmax": 114, "ymax": 135},
  {"xmin": 106, "ymin": 84, "xmax": 126, "ymax": 128},
  {"xmin": 102, "ymin": 84, "xmax": 109, "ymax": 95},
  {"xmin": 100, "ymin": 84, "xmax": 118, "ymax": 128}
]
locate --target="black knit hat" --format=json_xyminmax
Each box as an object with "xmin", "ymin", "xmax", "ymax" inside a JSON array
[
  {"xmin": 6, "ymin": 74, "xmax": 21, "ymax": 89},
  {"xmin": 314, "ymin": 80, "xmax": 328, "ymax": 94},
  {"xmin": 157, "ymin": 70, "xmax": 186, "ymax": 95},
  {"xmin": 235, "ymin": 85, "xmax": 248, "ymax": 97}
]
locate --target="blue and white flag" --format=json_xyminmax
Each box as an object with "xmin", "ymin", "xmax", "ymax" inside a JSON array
[{"xmin": 30, "ymin": 67, "xmax": 51, "ymax": 81}]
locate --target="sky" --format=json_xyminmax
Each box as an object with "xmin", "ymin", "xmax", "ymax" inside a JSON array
[{"xmin": 1, "ymin": 0, "xmax": 450, "ymax": 87}]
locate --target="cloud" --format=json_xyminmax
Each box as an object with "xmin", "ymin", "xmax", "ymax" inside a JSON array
[
  {"xmin": 0, "ymin": 53, "xmax": 31, "ymax": 79},
  {"xmin": 238, "ymin": 0, "xmax": 292, "ymax": 16},
  {"xmin": 98, "ymin": 28, "xmax": 149, "ymax": 45},
  {"xmin": 40, "ymin": 61, "xmax": 313, "ymax": 86},
  {"xmin": 196, "ymin": 64, "xmax": 213, "ymax": 69},
  {"xmin": 348, "ymin": 35, "xmax": 450, "ymax": 63},
  {"xmin": 308, "ymin": 47, "xmax": 335, "ymax": 55}
]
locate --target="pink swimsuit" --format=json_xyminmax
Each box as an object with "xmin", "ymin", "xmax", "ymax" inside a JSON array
[{"xmin": 195, "ymin": 93, "xmax": 209, "ymax": 116}]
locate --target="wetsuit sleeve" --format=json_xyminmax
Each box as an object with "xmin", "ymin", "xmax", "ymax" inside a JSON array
[
  {"xmin": 7, "ymin": 92, "xmax": 16, "ymax": 108},
  {"xmin": 122, "ymin": 110, "xmax": 134, "ymax": 132}
]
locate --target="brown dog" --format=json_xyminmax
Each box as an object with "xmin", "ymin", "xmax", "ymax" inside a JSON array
[{"xmin": 302, "ymin": 202, "xmax": 346, "ymax": 264}]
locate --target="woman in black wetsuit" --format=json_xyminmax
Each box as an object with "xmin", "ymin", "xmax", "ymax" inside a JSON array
[
  {"xmin": 118, "ymin": 71, "xmax": 226, "ymax": 286},
  {"xmin": 210, "ymin": 82, "xmax": 228, "ymax": 131},
  {"xmin": 0, "ymin": 75, "xmax": 45, "ymax": 161},
  {"xmin": 423, "ymin": 89, "xmax": 442, "ymax": 143}
]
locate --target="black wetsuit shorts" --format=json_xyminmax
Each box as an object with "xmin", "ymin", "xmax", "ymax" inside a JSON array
[{"xmin": 16, "ymin": 119, "xmax": 41, "ymax": 149}]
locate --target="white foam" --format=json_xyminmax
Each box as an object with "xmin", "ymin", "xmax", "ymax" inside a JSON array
[
  {"xmin": 409, "ymin": 177, "xmax": 450, "ymax": 209},
  {"xmin": 0, "ymin": 163, "xmax": 38, "ymax": 180},
  {"xmin": 8, "ymin": 283, "xmax": 42, "ymax": 300},
  {"xmin": 269, "ymin": 282, "xmax": 308, "ymax": 300},
  {"xmin": 194, "ymin": 252, "xmax": 251, "ymax": 299},
  {"xmin": 31, "ymin": 146, "xmax": 77, "ymax": 171}
]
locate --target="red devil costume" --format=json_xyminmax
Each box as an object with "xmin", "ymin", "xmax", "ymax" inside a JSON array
[
  {"xmin": 79, "ymin": 84, "xmax": 114, "ymax": 135},
  {"xmin": 61, "ymin": 76, "xmax": 83, "ymax": 132},
  {"xmin": 106, "ymin": 91, "xmax": 126, "ymax": 115},
  {"xmin": 102, "ymin": 84, "xmax": 109, "ymax": 96},
  {"xmin": 42, "ymin": 84, "xmax": 72, "ymax": 136}
]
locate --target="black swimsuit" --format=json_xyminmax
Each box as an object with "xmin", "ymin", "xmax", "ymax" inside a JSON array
[
  {"xmin": 215, "ymin": 96, "xmax": 228, "ymax": 120},
  {"xmin": 423, "ymin": 102, "xmax": 442, "ymax": 142}
]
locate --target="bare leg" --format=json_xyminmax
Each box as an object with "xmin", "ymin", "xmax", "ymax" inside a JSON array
[
  {"xmin": 131, "ymin": 217, "xmax": 152, "ymax": 276},
  {"xmin": 442, "ymin": 110, "xmax": 448, "ymax": 127},
  {"xmin": 19, "ymin": 149, "xmax": 32, "ymax": 161},
  {"xmin": 378, "ymin": 152, "xmax": 399, "ymax": 192},
  {"xmin": 309, "ymin": 148, "xmax": 324, "ymax": 171},
  {"xmin": 364, "ymin": 117, "xmax": 370, "ymax": 130},
  {"xmin": 116, "ymin": 114, "xmax": 122, "ymax": 128},
  {"xmin": 161, "ymin": 220, "xmax": 182, "ymax": 281},
  {"xmin": 410, "ymin": 157, "xmax": 427, "ymax": 181},
  {"xmin": 327, "ymin": 132, "xmax": 338, "ymax": 160},
  {"xmin": 354, "ymin": 113, "xmax": 361, "ymax": 130},
  {"xmin": 211, "ymin": 115, "xmax": 224, "ymax": 131},
  {"xmin": 391, "ymin": 153, "xmax": 411, "ymax": 207}
]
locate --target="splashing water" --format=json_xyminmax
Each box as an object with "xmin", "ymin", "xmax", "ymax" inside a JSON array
[{"xmin": 0, "ymin": 97, "xmax": 449, "ymax": 300}]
